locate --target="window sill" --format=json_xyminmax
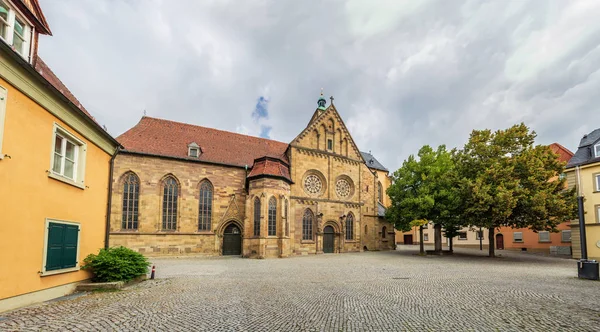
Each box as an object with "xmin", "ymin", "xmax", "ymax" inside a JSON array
[
  {"xmin": 345, "ymin": 240, "xmax": 357, "ymax": 243},
  {"xmin": 301, "ymin": 240, "xmax": 315, "ymax": 244},
  {"xmin": 196, "ymin": 231, "xmax": 213, "ymax": 234},
  {"xmin": 40, "ymin": 266, "xmax": 79, "ymax": 277},
  {"xmin": 538, "ymin": 241, "xmax": 551, "ymax": 243},
  {"xmin": 561, "ymin": 241, "xmax": 572, "ymax": 243},
  {"xmin": 513, "ymin": 241, "xmax": 524, "ymax": 243},
  {"xmin": 48, "ymin": 172, "xmax": 85, "ymax": 190},
  {"xmin": 458, "ymin": 239, "xmax": 468, "ymax": 241}
]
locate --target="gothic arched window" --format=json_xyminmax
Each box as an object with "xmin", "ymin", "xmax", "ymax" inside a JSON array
[
  {"xmin": 122, "ymin": 172, "xmax": 140, "ymax": 230},
  {"xmin": 382, "ymin": 226, "xmax": 387, "ymax": 239},
  {"xmin": 162, "ymin": 176, "xmax": 179, "ymax": 230},
  {"xmin": 302, "ymin": 209, "xmax": 314, "ymax": 240},
  {"xmin": 198, "ymin": 180, "xmax": 213, "ymax": 231},
  {"xmin": 284, "ymin": 199, "xmax": 289, "ymax": 237},
  {"xmin": 378, "ymin": 182, "xmax": 383, "ymax": 203},
  {"xmin": 268, "ymin": 197, "xmax": 277, "ymax": 236},
  {"xmin": 346, "ymin": 213, "xmax": 354, "ymax": 240},
  {"xmin": 253, "ymin": 197, "xmax": 261, "ymax": 236}
]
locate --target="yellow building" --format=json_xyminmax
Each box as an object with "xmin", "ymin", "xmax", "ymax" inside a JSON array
[
  {"xmin": 0, "ymin": 0, "xmax": 120, "ymax": 312},
  {"xmin": 566, "ymin": 129, "xmax": 600, "ymax": 261}
]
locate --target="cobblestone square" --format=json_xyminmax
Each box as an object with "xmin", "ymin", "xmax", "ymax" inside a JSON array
[{"xmin": 1, "ymin": 247, "xmax": 599, "ymax": 331}]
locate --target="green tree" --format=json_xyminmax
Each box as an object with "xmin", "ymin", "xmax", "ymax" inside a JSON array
[
  {"xmin": 455, "ymin": 123, "xmax": 577, "ymax": 257},
  {"xmin": 386, "ymin": 145, "xmax": 461, "ymax": 254}
]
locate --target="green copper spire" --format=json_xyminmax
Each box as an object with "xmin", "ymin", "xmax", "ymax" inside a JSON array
[{"xmin": 317, "ymin": 88, "xmax": 327, "ymax": 110}]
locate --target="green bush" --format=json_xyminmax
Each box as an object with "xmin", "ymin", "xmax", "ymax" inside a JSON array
[{"xmin": 82, "ymin": 246, "xmax": 149, "ymax": 282}]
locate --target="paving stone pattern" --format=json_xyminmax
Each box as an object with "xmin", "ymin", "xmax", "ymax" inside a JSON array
[{"xmin": 1, "ymin": 247, "xmax": 599, "ymax": 331}]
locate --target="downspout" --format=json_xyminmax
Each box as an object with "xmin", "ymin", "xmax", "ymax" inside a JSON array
[{"xmin": 105, "ymin": 147, "xmax": 121, "ymax": 249}]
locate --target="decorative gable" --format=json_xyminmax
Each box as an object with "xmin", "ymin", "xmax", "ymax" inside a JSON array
[{"xmin": 292, "ymin": 103, "xmax": 364, "ymax": 162}]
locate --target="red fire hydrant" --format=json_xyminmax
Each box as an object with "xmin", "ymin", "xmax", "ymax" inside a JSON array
[{"xmin": 150, "ymin": 265, "xmax": 156, "ymax": 280}]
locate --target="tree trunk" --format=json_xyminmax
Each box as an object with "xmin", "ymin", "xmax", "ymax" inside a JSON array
[
  {"xmin": 488, "ymin": 227, "xmax": 495, "ymax": 257},
  {"xmin": 449, "ymin": 237, "xmax": 453, "ymax": 252},
  {"xmin": 434, "ymin": 224, "xmax": 442, "ymax": 253},
  {"xmin": 419, "ymin": 226, "xmax": 425, "ymax": 255}
]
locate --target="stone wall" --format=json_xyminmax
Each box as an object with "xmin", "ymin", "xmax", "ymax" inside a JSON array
[{"xmin": 109, "ymin": 153, "xmax": 247, "ymax": 255}]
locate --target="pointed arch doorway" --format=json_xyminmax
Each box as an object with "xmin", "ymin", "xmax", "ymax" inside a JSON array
[
  {"xmin": 223, "ymin": 223, "xmax": 242, "ymax": 255},
  {"xmin": 323, "ymin": 225, "xmax": 335, "ymax": 253}
]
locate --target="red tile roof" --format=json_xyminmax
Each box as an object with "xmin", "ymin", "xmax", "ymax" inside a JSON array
[
  {"xmin": 17, "ymin": 0, "xmax": 51, "ymax": 35},
  {"xmin": 33, "ymin": 56, "xmax": 98, "ymax": 124},
  {"xmin": 118, "ymin": 116, "xmax": 290, "ymax": 168},
  {"xmin": 248, "ymin": 157, "xmax": 291, "ymax": 182},
  {"xmin": 549, "ymin": 143, "xmax": 574, "ymax": 163}
]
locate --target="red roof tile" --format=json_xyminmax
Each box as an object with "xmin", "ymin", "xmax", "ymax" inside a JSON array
[
  {"xmin": 549, "ymin": 143, "xmax": 574, "ymax": 163},
  {"xmin": 34, "ymin": 56, "xmax": 98, "ymax": 124},
  {"xmin": 118, "ymin": 116, "xmax": 290, "ymax": 168},
  {"xmin": 248, "ymin": 157, "xmax": 291, "ymax": 182}
]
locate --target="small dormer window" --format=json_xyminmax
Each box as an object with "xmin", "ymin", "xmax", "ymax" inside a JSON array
[
  {"xmin": 188, "ymin": 142, "xmax": 200, "ymax": 158},
  {"xmin": 595, "ymin": 143, "xmax": 600, "ymax": 158},
  {"xmin": 0, "ymin": 0, "xmax": 32, "ymax": 60}
]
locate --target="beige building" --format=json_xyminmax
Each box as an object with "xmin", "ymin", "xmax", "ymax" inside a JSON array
[
  {"xmin": 566, "ymin": 129, "xmax": 600, "ymax": 260},
  {"xmin": 397, "ymin": 225, "xmax": 487, "ymax": 249},
  {"xmin": 108, "ymin": 94, "xmax": 395, "ymax": 258}
]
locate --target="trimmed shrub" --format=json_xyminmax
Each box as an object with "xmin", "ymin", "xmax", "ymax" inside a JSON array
[{"xmin": 82, "ymin": 246, "xmax": 149, "ymax": 282}]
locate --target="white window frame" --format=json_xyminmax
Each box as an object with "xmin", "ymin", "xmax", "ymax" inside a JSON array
[
  {"xmin": 0, "ymin": 0, "xmax": 33, "ymax": 61},
  {"xmin": 595, "ymin": 143, "xmax": 600, "ymax": 158},
  {"xmin": 561, "ymin": 230, "xmax": 571, "ymax": 243},
  {"xmin": 49, "ymin": 123, "xmax": 87, "ymax": 189},
  {"xmin": 423, "ymin": 233, "xmax": 429, "ymax": 241},
  {"xmin": 595, "ymin": 174, "xmax": 600, "ymax": 192},
  {"xmin": 0, "ymin": 85, "xmax": 6, "ymax": 160},
  {"xmin": 538, "ymin": 231, "xmax": 550, "ymax": 243},
  {"xmin": 458, "ymin": 232, "xmax": 468, "ymax": 240},
  {"xmin": 41, "ymin": 218, "xmax": 81, "ymax": 276},
  {"xmin": 513, "ymin": 232, "xmax": 523, "ymax": 242}
]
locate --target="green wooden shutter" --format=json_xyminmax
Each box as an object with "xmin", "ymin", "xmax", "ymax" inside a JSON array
[
  {"xmin": 46, "ymin": 222, "xmax": 79, "ymax": 271},
  {"xmin": 62, "ymin": 225, "xmax": 79, "ymax": 268},
  {"xmin": 46, "ymin": 223, "xmax": 65, "ymax": 271}
]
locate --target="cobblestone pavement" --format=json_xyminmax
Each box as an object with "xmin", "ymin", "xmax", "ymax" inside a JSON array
[{"xmin": 1, "ymin": 247, "xmax": 599, "ymax": 331}]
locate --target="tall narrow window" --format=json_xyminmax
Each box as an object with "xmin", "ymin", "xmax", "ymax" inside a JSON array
[
  {"xmin": 162, "ymin": 176, "xmax": 178, "ymax": 230},
  {"xmin": 198, "ymin": 180, "xmax": 213, "ymax": 231},
  {"xmin": 268, "ymin": 197, "xmax": 277, "ymax": 236},
  {"xmin": 346, "ymin": 213, "xmax": 354, "ymax": 240},
  {"xmin": 253, "ymin": 197, "xmax": 261, "ymax": 236},
  {"xmin": 122, "ymin": 173, "xmax": 140, "ymax": 230},
  {"xmin": 284, "ymin": 199, "xmax": 289, "ymax": 237},
  {"xmin": 302, "ymin": 209, "xmax": 314, "ymax": 240},
  {"xmin": 382, "ymin": 226, "xmax": 387, "ymax": 239},
  {"xmin": 377, "ymin": 182, "xmax": 383, "ymax": 203},
  {"xmin": 327, "ymin": 139, "xmax": 333, "ymax": 150}
]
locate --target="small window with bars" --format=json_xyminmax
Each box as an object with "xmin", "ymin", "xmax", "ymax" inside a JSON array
[{"xmin": 458, "ymin": 232, "xmax": 468, "ymax": 240}]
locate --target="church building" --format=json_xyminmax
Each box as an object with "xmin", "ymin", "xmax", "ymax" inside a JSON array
[{"xmin": 108, "ymin": 94, "xmax": 395, "ymax": 258}]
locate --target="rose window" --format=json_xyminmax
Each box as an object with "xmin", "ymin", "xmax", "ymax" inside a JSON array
[
  {"xmin": 335, "ymin": 178, "xmax": 351, "ymax": 198},
  {"xmin": 304, "ymin": 174, "xmax": 323, "ymax": 195}
]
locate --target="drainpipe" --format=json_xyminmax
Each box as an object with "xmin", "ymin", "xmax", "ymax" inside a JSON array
[
  {"xmin": 576, "ymin": 166, "xmax": 588, "ymax": 260},
  {"xmin": 104, "ymin": 147, "xmax": 121, "ymax": 249}
]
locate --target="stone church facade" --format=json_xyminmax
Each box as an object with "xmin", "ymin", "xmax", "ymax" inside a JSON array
[{"xmin": 109, "ymin": 95, "xmax": 395, "ymax": 258}]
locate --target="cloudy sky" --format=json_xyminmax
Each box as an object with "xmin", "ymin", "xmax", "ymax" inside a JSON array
[{"xmin": 38, "ymin": 0, "xmax": 600, "ymax": 171}]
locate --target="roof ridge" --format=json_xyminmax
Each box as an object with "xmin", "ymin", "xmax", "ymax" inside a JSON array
[{"xmin": 140, "ymin": 116, "xmax": 288, "ymax": 146}]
